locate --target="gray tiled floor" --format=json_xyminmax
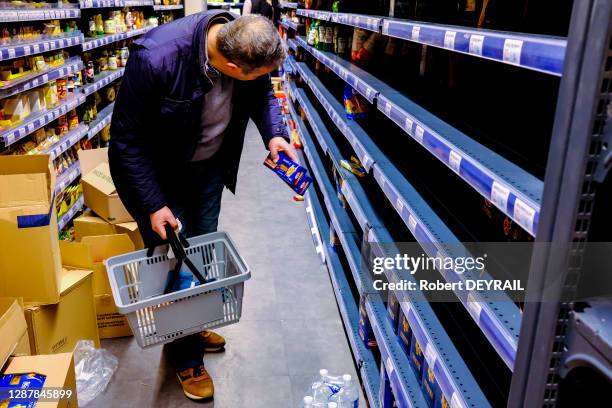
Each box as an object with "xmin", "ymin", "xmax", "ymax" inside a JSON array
[{"xmin": 89, "ymin": 122, "xmax": 361, "ymax": 408}]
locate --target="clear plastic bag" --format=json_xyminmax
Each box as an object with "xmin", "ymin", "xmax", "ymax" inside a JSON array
[{"xmin": 73, "ymin": 340, "xmax": 118, "ymax": 406}]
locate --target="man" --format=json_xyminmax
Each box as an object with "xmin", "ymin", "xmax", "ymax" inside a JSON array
[{"xmin": 108, "ymin": 11, "xmax": 296, "ymax": 401}]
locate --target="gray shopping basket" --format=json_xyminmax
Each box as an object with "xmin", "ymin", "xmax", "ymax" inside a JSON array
[{"xmin": 105, "ymin": 230, "xmax": 251, "ymax": 348}]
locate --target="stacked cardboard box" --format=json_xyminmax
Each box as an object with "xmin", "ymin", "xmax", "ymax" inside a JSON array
[{"xmin": 61, "ymin": 235, "xmax": 134, "ymax": 339}]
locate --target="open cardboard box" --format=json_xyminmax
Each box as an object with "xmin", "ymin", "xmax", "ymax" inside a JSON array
[
  {"xmin": 0, "ymin": 298, "xmax": 30, "ymax": 368},
  {"xmin": 78, "ymin": 148, "xmax": 133, "ymax": 224},
  {"xmin": 60, "ymin": 234, "xmax": 134, "ymax": 338},
  {"xmin": 0, "ymin": 154, "xmax": 63, "ymax": 305},
  {"xmin": 74, "ymin": 211, "xmax": 144, "ymax": 250}
]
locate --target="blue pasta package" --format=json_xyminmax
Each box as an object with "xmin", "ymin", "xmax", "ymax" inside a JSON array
[
  {"xmin": 263, "ymin": 152, "xmax": 312, "ymax": 195},
  {"xmin": 0, "ymin": 372, "xmax": 46, "ymax": 407}
]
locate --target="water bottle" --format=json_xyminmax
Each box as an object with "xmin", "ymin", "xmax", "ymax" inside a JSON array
[
  {"xmin": 331, "ymin": 374, "xmax": 359, "ymax": 408},
  {"xmin": 313, "ymin": 369, "xmax": 342, "ymax": 403}
]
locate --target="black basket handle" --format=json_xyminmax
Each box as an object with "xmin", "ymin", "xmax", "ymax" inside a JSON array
[{"xmin": 162, "ymin": 224, "xmax": 207, "ymax": 294}]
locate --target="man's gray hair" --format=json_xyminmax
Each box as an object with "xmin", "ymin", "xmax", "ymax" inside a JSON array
[{"xmin": 217, "ymin": 15, "xmax": 286, "ymax": 74}]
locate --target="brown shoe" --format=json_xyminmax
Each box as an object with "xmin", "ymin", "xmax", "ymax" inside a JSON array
[
  {"xmin": 199, "ymin": 330, "xmax": 226, "ymax": 352},
  {"xmin": 176, "ymin": 364, "xmax": 214, "ymax": 401}
]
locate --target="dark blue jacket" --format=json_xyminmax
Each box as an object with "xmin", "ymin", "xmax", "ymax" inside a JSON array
[{"xmin": 109, "ymin": 11, "xmax": 287, "ymax": 233}]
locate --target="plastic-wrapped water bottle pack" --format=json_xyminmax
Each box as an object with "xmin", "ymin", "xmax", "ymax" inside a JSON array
[{"xmin": 302, "ymin": 369, "xmax": 360, "ymax": 407}]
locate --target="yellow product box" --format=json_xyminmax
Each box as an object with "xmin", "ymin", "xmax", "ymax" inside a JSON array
[
  {"xmin": 24, "ymin": 268, "xmax": 100, "ymax": 355},
  {"xmin": 78, "ymin": 148, "xmax": 134, "ymax": 224},
  {"xmin": 0, "ymin": 298, "xmax": 30, "ymax": 367},
  {"xmin": 1, "ymin": 352, "xmax": 78, "ymax": 408},
  {"xmin": 0, "ymin": 154, "xmax": 63, "ymax": 305}
]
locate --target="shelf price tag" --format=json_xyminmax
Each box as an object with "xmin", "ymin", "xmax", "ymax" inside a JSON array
[
  {"xmin": 384, "ymin": 101, "xmax": 392, "ymax": 116},
  {"xmin": 424, "ymin": 343, "xmax": 437, "ymax": 368},
  {"xmin": 466, "ymin": 293, "xmax": 482, "ymax": 319},
  {"xmin": 513, "ymin": 198, "xmax": 536, "ymax": 232},
  {"xmin": 412, "ymin": 26, "xmax": 421, "ymax": 41},
  {"xmin": 444, "ymin": 31, "xmax": 457, "ymax": 49},
  {"xmin": 404, "ymin": 117, "xmax": 414, "ymax": 134},
  {"xmin": 7, "ymin": 48, "xmax": 16, "ymax": 59},
  {"xmin": 503, "ymin": 39, "xmax": 523, "ymax": 65},
  {"xmin": 469, "ymin": 35, "xmax": 485, "ymax": 56},
  {"xmin": 449, "ymin": 150, "xmax": 462, "ymax": 174},
  {"xmin": 382, "ymin": 19, "xmax": 390, "ymax": 33},
  {"xmin": 415, "ymin": 125, "xmax": 424, "ymax": 144},
  {"xmin": 396, "ymin": 197, "xmax": 404, "ymax": 214},
  {"xmin": 450, "ymin": 392, "xmax": 467, "ymax": 408},
  {"xmin": 491, "ymin": 181, "xmax": 510, "ymax": 211},
  {"xmin": 408, "ymin": 214, "xmax": 417, "ymax": 233}
]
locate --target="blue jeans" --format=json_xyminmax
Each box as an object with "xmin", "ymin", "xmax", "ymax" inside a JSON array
[{"xmin": 165, "ymin": 158, "xmax": 224, "ymax": 372}]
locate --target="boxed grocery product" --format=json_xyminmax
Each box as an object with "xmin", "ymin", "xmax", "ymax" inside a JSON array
[
  {"xmin": 78, "ymin": 147, "xmax": 133, "ymax": 224},
  {"xmin": 358, "ymin": 295, "xmax": 377, "ymax": 348},
  {"xmin": 1, "ymin": 352, "xmax": 77, "ymax": 408},
  {"xmin": 263, "ymin": 152, "xmax": 312, "ymax": 195},
  {"xmin": 397, "ymin": 307, "xmax": 411, "ymax": 356},
  {"xmin": 0, "ymin": 154, "xmax": 63, "ymax": 305},
  {"xmin": 421, "ymin": 355, "xmax": 441, "ymax": 408},
  {"xmin": 0, "ymin": 298, "xmax": 30, "ymax": 367},
  {"xmin": 387, "ymin": 291, "xmax": 400, "ymax": 333},
  {"xmin": 24, "ymin": 268, "xmax": 100, "ymax": 355},
  {"xmin": 379, "ymin": 362, "xmax": 396, "ymax": 408},
  {"xmin": 409, "ymin": 333, "xmax": 424, "ymax": 384},
  {"xmin": 74, "ymin": 211, "xmax": 144, "ymax": 250},
  {"xmin": 2, "ymin": 94, "xmax": 31, "ymax": 122},
  {"xmin": 60, "ymin": 234, "xmax": 134, "ymax": 338}
]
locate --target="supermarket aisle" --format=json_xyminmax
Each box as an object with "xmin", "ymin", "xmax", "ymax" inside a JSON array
[{"xmin": 89, "ymin": 121, "xmax": 361, "ymax": 408}]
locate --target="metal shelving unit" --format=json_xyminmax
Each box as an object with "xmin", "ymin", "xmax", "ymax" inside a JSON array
[
  {"xmin": 1, "ymin": 1, "xmax": 184, "ymax": 232},
  {"xmin": 282, "ymin": 1, "xmax": 612, "ymax": 406},
  {"xmin": 0, "ymin": 58, "xmax": 83, "ymax": 99},
  {"xmin": 0, "ymin": 8, "xmax": 81, "ymax": 23},
  {"xmin": 0, "ymin": 34, "xmax": 84, "ymax": 62}
]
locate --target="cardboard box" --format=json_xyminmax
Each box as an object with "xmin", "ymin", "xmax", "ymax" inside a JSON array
[
  {"xmin": 74, "ymin": 212, "xmax": 144, "ymax": 250},
  {"xmin": 0, "ymin": 154, "xmax": 63, "ymax": 305},
  {"xmin": 60, "ymin": 235, "xmax": 134, "ymax": 338},
  {"xmin": 0, "ymin": 298, "xmax": 29, "ymax": 367},
  {"xmin": 24, "ymin": 269, "xmax": 100, "ymax": 355},
  {"xmin": 114, "ymin": 221, "xmax": 144, "ymax": 250},
  {"xmin": 95, "ymin": 294, "xmax": 132, "ymax": 338},
  {"xmin": 73, "ymin": 212, "xmax": 116, "ymax": 240},
  {"xmin": 60, "ymin": 234, "xmax": 134, "ymax": 296},
  {"xmin": 78, "ymin": 148, "xmax": 133, "ymax": 224},
  {"xmin": 2, "ymin": 353, "xmax": 77, "ymax": 408}
]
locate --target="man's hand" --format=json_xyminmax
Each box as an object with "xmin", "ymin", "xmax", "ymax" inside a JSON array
[
  {"xmin": 268, "ymin": 136, "xmax": 298, "ymax": 162},
  {"xmin": 150, "ymin": 206, "xmax": 178, "ymax": 240}
]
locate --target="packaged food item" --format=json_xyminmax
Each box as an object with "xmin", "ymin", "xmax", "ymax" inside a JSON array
[
  {"xmin": 263, "ymin": 152, "xmax": 312, "ymax": 195},
  {"xmin": 422, "ymin": 358, "xmax": 441, "ymax": 408},
  {"xmin": 358, "ymin": 295, "xmax": 377, "ymax": 348},
  {"xmin": 56, "ymin": 78, "xmax": 67, "ymax": 100},
  {"xmin": 398, "ymin": 307, "xmax": 412, "ymax": 356},
  {"xmin": 387, "ymin": 291, "xmax": 400, "ymax": 333},
  {"xmin": 68, "ymin": 109, "xmax": 79, "ymax": 129},
  {"xmin": 344, "ymin": 84, "xmax": 368, "ymax": 120},
  {"xmin": 409, "ymin": 333, "xmax": 424, "ymax": 383},
  {"xmin": 0, "ymin": 372, "xmax": 47, "ymax": 407},
  {"xmin": 340, "ymin": 156, "xmax": 366, "ymax": 177},
  {"xmin": 108, "ymin": 55, "xmax": 118, "ymax": 70}
]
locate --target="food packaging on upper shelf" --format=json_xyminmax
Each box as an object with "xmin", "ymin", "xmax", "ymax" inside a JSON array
[
  {"xmin": 409, "ymin": 333, "xmax": 424, "ymax": 384},
  {"xmin": 2, "ymin": 94, "xmax": 31, "ymax": 123},
  {"xmin": 387, "ymin": 291, "xmax": 400, "ymax": 333}
]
